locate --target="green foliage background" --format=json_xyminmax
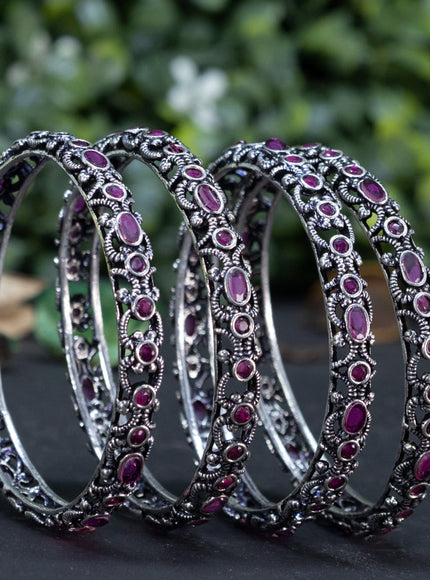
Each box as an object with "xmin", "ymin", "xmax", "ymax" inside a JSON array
[{"xmin": 1, "ymin": 0, "xmax": 430, "ymax": 297}]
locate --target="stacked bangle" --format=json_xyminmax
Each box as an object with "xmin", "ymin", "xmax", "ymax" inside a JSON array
[
  {"xmin": 58, "ymin": 128, "xmax": 261, "ymax": 529},
  {"xmin": 174, "ymin": 139, "xmax": 375, "ymax": 535},
  {"xmin": 0, "ymin": 131, "xmax": 160, "ymax": 531}
]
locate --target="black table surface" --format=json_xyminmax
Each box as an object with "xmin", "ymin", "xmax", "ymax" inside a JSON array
[{"xmin": 0, "ymin": 301, "xmax": 428, "ymax": 580}]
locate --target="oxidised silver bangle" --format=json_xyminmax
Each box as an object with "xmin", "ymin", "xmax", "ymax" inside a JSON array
[
  {"xmin": 58, "ymin": 128, "xmax": 261, "ymax": 529},
  {"xmin": 175, "ymin": 138, "xmax": 375, "ymax": 535},
  {"xmin": 0, "ymin": 131, "xmax": 160, "ymax": 531},
  {"xmin": 272, "ymin": 142, "xmax": 430, "ymax": 536}
]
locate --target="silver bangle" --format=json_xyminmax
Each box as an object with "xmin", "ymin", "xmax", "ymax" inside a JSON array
[
  {"xmin": 0, "ymin": 131, "xmax": 159, "ymax": 531},
  {"xmin": 175, "ymin": 139, "xmax": 375, "ymax": 535},
  {"xmin": 57, "ymin": 128, "xmax": 261, "ymax": 529}
]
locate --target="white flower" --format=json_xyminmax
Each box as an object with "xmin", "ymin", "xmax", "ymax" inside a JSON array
[{"xmin": 167, "ymin": 56, "xmax": 228, "ymax": 130}]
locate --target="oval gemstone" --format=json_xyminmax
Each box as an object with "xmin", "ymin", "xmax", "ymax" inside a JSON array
[
  {"xmin": 216, "ymin": 476, "xmax": 235, "ymax": 491},
  {"xmin": 202, "ymin": 496, "xmax": 227, "ymax": 514},
  {"xmin": 137, "ymin": 341, "xmax": 158, "ymax": 364},
  {"xmin": 74, "ymin": 195, "xmax": 86, "ymax": 213},
  {"xmin": 349, "ymin": 362, "xmax": 370, "ymax": 383},
  {"xmin": 338, "ymin": 441, "xmax": 359, "ymax": 460},
  {"xmin": 225, "ymin": 267, "xmax": 250, "ymax": 305},
  {"xmin": 318, "ymin": 202, "xmax": 337, "ymax": 217},
  {"xmin": 415, "ymin": 452, "xmax": 430, "ymax": 481},
  {"xmin": 415, "ymin": 293, "xmax": 430, "ymax": 316},
  {"xmin": 165, "ymin": 143, "xmax": 184, "ymax": 154},
  {"xmin": 196, "ymin": 184, "xmax": 222, "ymax": 212},
  {"xmin": 343, "ymin": 401, "xmax": 367, "ymax": 434},
  {"xmin": 135, "ymin": 297, "xmax": 155, "ymax": 320},
  {"xmin": 147, "ymin": 129, "xmax": 164, "ymax": 136},
  {"xmin": 128, "ymin": 426, "xmax": 148, "ymax": 446},
  {"xmin": 385, "ymin": 217, "xmax": 406, "ymax": 237},
  {"xmin": 234, "ymin": 359, "xmax": 255, "ymax": 381},
  {"xmin": 345, "ymin": 305, "xmax": 370, "ymax": 342},
  {"xmin": 321, "ymin": 149, "xmax": 341, "ymax": 158},
  {"xmin": 118, "ymin": 453, "xmax": 144, "ymax": 485},
  {"xmin": 327, "ymin": 476, "xmax": 346, "ymax": 490},
  {"xmin": 225, "ymin": 444, "xmax": 246, "ymax": 461},
  {"xmin": 185, "ymin": 313, "xmax": 196, "ymax": 336},
  {"xmin": 83, "ymin": 150, "xmax": 109, "ymax": 169},
  {"xmin": 357, "ymin": 178, "xmax": 388, "ymax": 204},
  {"xmin": 342, "ymin": 275, "xmax": 361, "ymax": 296},
  {"xmin": 133, "ymin": 386, "xmax": 154, "ymax": 408},
  {"xmin": 105, "ymin": 183, "xmax": 126, "ymax": 200},
  {"xmin": 265, "ymin": 137, "xmax": 287, "ymax": 150},
  {"xmin": 128, "ymin": 253, "xmax": 148, "ymax": 275},
  {"xmin": 343, "ymin": 165, "xmax": 365, "ymax": 177},
  {"xmin": 409, "ymin": 484, "xmax": 427, "ymax": 498},
  {"xmin": 285, "ymin": 154, "xmax": 303, "ymax": 164},
  {"xmin": 185, "ymin": 166, "xmax": 205, "ymax": 179},
  {"xmin": 83, "ymin": 514, "xmax": 109, "ymax": 528},
  {"xmin": 117, "ymin": 213, "xmax": 142, "ymax": 245},
  {"xmin": 82, "ymin": 377, "xmax": 95, "ymax": 401},
  {"xmin": 215, "ymin": 228, "xmax": 234, "ymax": 247},
  {"xmin": 301, "ymin": 174, "xmax": 322, "ymax": 189},
  {"xmin": 193, "ymin": 400, "xmax": 207, "ymax": 422},
  {"xmin": 400, "ymin": 251, "xmax": 426, "ymax": 286},
  {"xmin": 232, "ymin": 404, "xmax": 252, "ymax": 424},
  {"xmin": 72, "ymin": 139, "xmax": 91, "ymax": 148}
]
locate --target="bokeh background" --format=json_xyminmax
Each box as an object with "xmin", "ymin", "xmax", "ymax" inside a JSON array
[{"xmin": 0, "ymin": 0, "xmax": 429, "ymax": 348}]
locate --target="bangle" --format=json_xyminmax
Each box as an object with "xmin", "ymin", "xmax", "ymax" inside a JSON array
[
  {"xmin": 57, "ymin": 128, "xmax": 261, "ymax": 529},
  {"xmin": 276, "ymin": 143, "xmax": 430, "ymax": 535},
  {"xmin": 0, "ymin": 131, "xmax": 159, "ymax": 531},
  {"xmin": 175, "ymin": 139, "xmax": 375, "ymax": 535}
]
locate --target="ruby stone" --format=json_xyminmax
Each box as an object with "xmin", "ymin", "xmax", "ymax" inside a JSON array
[
  {"xmin": 232, "ymin": 405, "xmax": 252, "ymax": 424},
  {"xmin": 83, "ymin": 150, "xmax": 109, "ymax": 169},
  {"xmin": 117, "ymin": 213, "xmax": 142, "ymax": 245},
  {"xmin": 105, "ymin": 184, "xmax": 126, "ymax": 200},
  {"xmin": 415, "ymin": 452, "xmax": 430, "ymax": 481},
  {"xmin": 358, "ymin": 178, "xmax": 388, "ymax": 204},
  {"xmin": 339, "ymin": 441, "xmax": 359, "ymax": 460},
  {"xmin": 346, "ymin": 305, "xmax": 369, "ymax": 342},
  {"xmin": 134, "ymin": 386, "xmax": 154, "ymax": 408},
  {"xmin": 202, "ymin": 496, "xmax": 227, "ymax": 514},
  {"xmin": 265, "ymin": 138, "xmax": 287, "ymax": 150},
  {"xmin": 135, "ymin": 297, "xmax": 154, "ymax": 319},
  {"xmin": 400, "ymin": 251, "xmax": 426, "ymax": 286},
  {"xmin": 225, "ymin": 267, "xmax": 250, "ymax": 305},
  {"xmin": 343, "ymin": 401, "xmax": 367, "ymax": 434},
  {"xmin": 235, "ymin": 359, "xmax": 255, "ymax": 380},
  {"xmin": 196, "ymin": 184, "xmax": 222, "ymax": 212},
  {"xmin": 118, "ymin": 453, "xmax": 144, "ymax": 485}
]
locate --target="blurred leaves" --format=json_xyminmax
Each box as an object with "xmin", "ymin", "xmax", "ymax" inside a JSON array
[{"xmin": 0, "ymin": 0, "xmax": 429, "ymax": 303}]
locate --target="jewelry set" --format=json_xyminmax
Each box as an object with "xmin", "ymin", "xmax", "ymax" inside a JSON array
[{"xmin": 0, "ymin": 129, "xmax": 428, "ymax": 538}]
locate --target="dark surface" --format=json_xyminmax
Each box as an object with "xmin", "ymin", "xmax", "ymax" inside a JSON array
[{"xmin": 0, "ymin": 302, "xmax": 428, "ymax": 580}]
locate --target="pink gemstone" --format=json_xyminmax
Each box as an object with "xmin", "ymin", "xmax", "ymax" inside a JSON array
[
  {"xmin": 386, "ymin": 218, "xmax": 405, "ymax": 236},
  {"xmin": 137, "ymin": 342, "xmax": 158, "ymax": 364},
  {"xmin": 332, "ymin": 236, "xmax": 350, "ymax": 254},
  {"xmin": 196, "ymin": 184, "xmax": 222, "ymax": 212},
  {"xmin": 339, "ymin": 441, "xmax": 359, "ymax": 460},
  {"xmin": 105, "ymin": 184, "xmax": 126, "ymax": 199},
  {"xmin": 118, "ymin": 453, "xmax": 144, "ymax": 485},
  {"xmin": 185, "ymin": 167, "xmax": 204, "ymax": 179},
  {"xmin": 346, "ymin": 304, "xmax": 369, "ymax": 342},
  {"xmin": 302, "ymin": 174, "xmax": 321, "ymax": 189},
  {"xmin": 397, "ymin": 509, "xmax": 413, "ymax": 520},
  {"xmin": 165, "ymin": 143, "xmax": 184, "ymax": 153},
  {"xmin": 74, "ymin": 195, "xmax": 86, "ymax": 213},
  {"xmin": 83, "ymin": 150, "xmax": 109, "ymax": 168},
  {"xmin": 128, "ymin": 253, "xmax": 148, "ymax": 274},
  {"xmin": 409, "ymin": 484, "xmax": 427, "ymax": 497},
  {"xmin": 215, "ymin": 228, "xmax": 234, "ymax": 247},
  {"xmin": 285, "ymin": 154, "xmax": 303, "ymax": 164},
  {"xmin": 234, "ymin": 315, "xmax": 251, "ymax": 336},
  {"xmin": 104, "ymin": 497, "xmax": 121, "ymax": 507},
  {"xmin": 232, "ymin": 405, "xmax": 252, "ymax": 424},
  {"xmin": 185, "ymin": 313, "xmax": 196, "ymax": 336},
  {"xmin": 225, "ymin": 267, "xmax": 250, "ymax": 305},
  {"xmin": 82, "ymin": 377, "xmax": 95, "ymax": 401},
  {"xmin": 148, "ymin": 129, "xmax": 164, "ymax": 136},
  {"xmin": 358, "ymin": 178, "xmax": 388, "ymax": 204},
  {"xmin": 343, "ymin": 276, "xmax": 360, "ymax": 295},
  {"xmin": 416, "ymin": 293, "xmax": 430, "ymax": 315},
  {"xmin": 135, "ymin": 297, "xmax": 154, "ymax": 319},
  {"xmin": 343, "ymin": 401, "xmax": 367, "ymax": 434},
  {"xmin": 83, "ymin": 514, "xmax": 109, "ymax": 528},
  {"xmin": 302, "ymin": 142, "xmax": 318, "ymax": 148},
  {"xmin": 265, "ymin": 138, "xmax": 287, "ymax": 150},
  {"xmin": 321, "ymin": 149, "xmax": 341, "ymax": 158},
  {"xmin": 193, "ymin": 400, "xmax": 207, "ymax": 422},
  {"xmin": 350, "ymin": 363, "xmax": 369, "ymax": 383},
  {"xmin": 117, "ymin": 213, "xmax": 142, "ymax": 245},
  {"xmin": 235, "ymin": 359, "xmax": 255, "ymax": 381},
  {"xmin": 72, "ymin": 139, "xmax": 91, "ymax": 147},
  {"xmin": 415, "ymin": 452, "xmax": 430, "ymax": 480},
  {"xmin": 216, "ymin": 476, "xmax": 235, "ymax": 491},
  {"xmin": 400, "ymin": 251, "xmax": 426, "ymax": 286},
  {"xmin": 327, "ymin": 476, "xmax": 346, "ymax": 490},
  {"xmin": 202, "ymin": 496, "xmax": 227, "ymax": 514},
  {"xmin": 319, "ymin": 202, "xmax": 336, "ymax": 216},
  {"xmin": 134, "ymin": 386, "xmax": 153, "ymax": 408},
  {"xmin": 343, "ymin": 165, "xmax": 364, "ymax": 176},
  {"xmin": 226, "ymin": 444, "xmax": 246, "ymax": 461},
  {"xmin": 128, "ymin": 427, "xmax": 148, "ymax": 446}
]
